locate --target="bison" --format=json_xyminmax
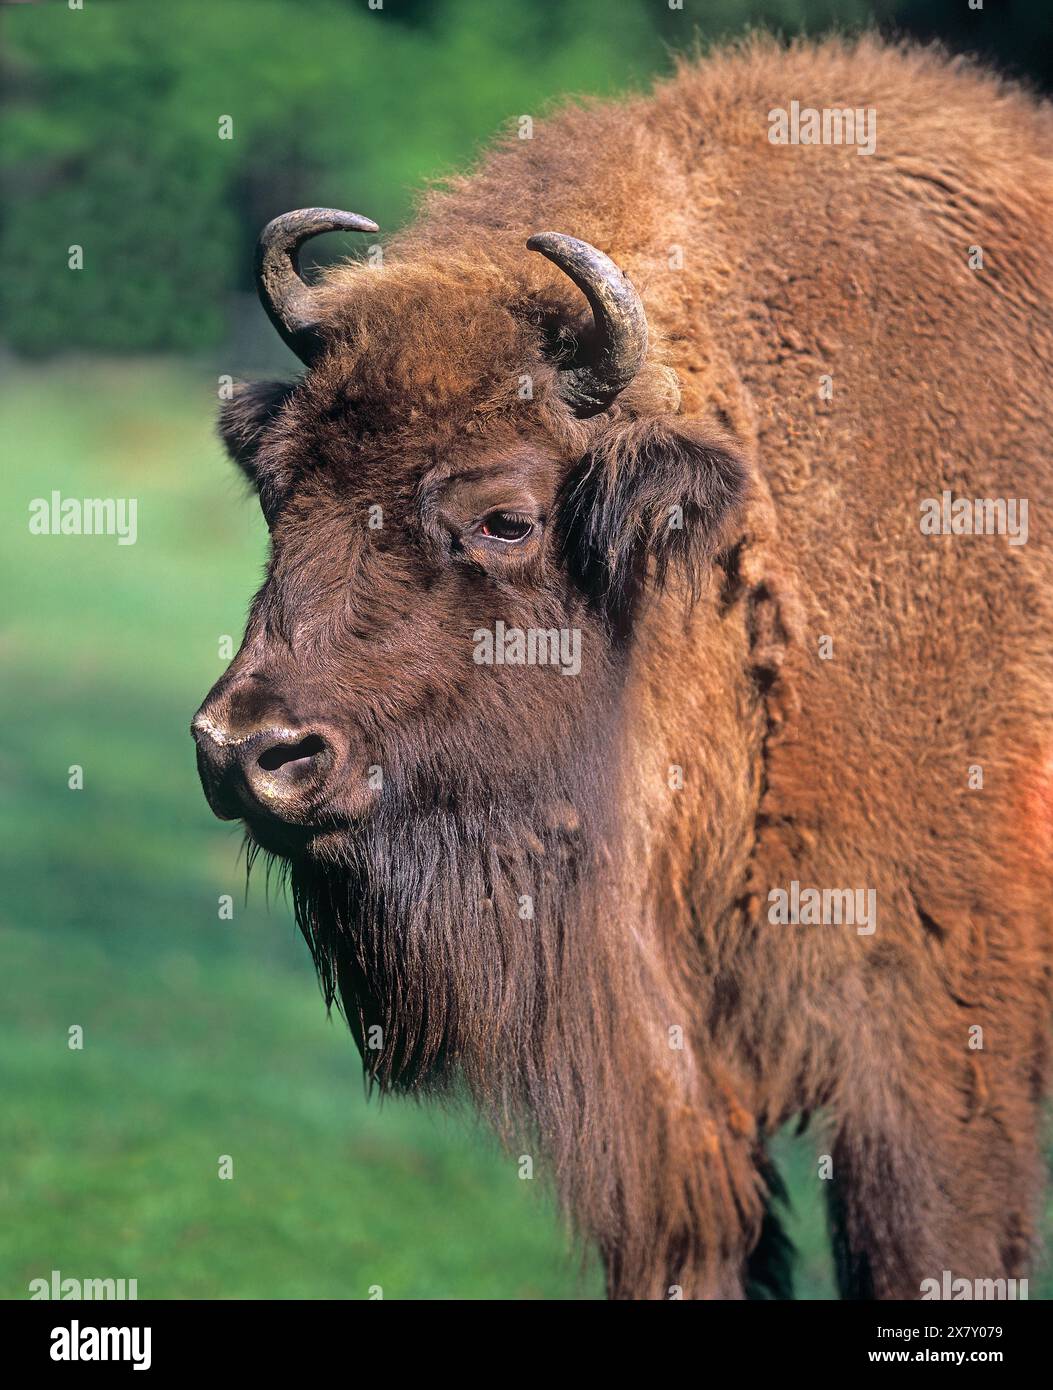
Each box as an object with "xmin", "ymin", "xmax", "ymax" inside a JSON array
[{"xmin": 192, "ymin": 36, "xmax": 1053, "ymax": 1299}]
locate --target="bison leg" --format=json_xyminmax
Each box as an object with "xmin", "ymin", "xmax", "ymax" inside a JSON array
[
  {"xmin": 824, "ymin": 1075, "xmax": 1043, "ymax": 1300},
  {"xmin": 601, "ymin": 1150, "xmax": 795, "ymax": 1300}
]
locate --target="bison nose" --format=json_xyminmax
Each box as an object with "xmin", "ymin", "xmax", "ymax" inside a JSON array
[
  {"xmin": 246, "ymin": 728, "xmax": 332, "ymax": 803},
  {"xmin": 192, "ymin": 719, "xmax": 336, "ymax": 821}
]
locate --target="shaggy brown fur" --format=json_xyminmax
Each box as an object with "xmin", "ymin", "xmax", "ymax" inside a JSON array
[{"xmin": 195, "ymin": 36, "xmax": 1053, "ymax": 1299}]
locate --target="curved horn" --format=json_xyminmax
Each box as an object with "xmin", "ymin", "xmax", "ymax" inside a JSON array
[
  {"xmin": 255, "ymin": 208, "xmax": 379, "ymax": 365},
  {"xmin": 526, "ymin": 232, "xmax": 648, "ymax": 416}
]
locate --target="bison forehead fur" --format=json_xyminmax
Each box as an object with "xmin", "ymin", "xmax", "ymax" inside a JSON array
[{"xmin": 194, "ymin": 35, "xmax": 1053, "ymax": 1300}]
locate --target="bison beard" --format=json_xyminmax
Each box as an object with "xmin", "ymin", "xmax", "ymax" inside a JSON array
[{"xmin": 284, "ymin": 703, "xmax": 768, "ymax": 1300}]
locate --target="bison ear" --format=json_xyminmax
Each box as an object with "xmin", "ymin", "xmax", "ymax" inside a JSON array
[
  {"xmin": 217, "ymin": 379, "xmax": 296, "ymax": 478},
  {"xmin": 218, "ymin": 380, "xmax": 297, "ymax": 521},
  {"xmin": 560, "ymin": 416, "xmax": 749, "ymax": 619}
]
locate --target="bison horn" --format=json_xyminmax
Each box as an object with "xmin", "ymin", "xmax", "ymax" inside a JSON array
[
  {"xmin": 527, "ymin": 232, "xmax": 648, "ymax": 416},
  {"xmin": 255, "ymin": 208, "xmax": 379, "ymax": 365}
]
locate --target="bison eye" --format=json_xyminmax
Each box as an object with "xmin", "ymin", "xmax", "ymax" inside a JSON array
[{"xmin": 476, "ymin": 511, "xmax": 535, "ymax": 544}]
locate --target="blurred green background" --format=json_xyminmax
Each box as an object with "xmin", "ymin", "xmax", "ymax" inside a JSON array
[{"xmin": 1, "ymin": 0, "xmax": 1050, "ymax": 1300}]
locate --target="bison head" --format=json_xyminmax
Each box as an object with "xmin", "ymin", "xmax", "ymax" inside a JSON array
[{"xmin": 194, "ymin": 208, "xmax": 747, "ymax": 865}]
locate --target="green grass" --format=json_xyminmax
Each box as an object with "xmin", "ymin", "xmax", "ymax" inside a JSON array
[{"xmin": 0, "ymin": 359, "xmax": 1042, "ymax": 1299}]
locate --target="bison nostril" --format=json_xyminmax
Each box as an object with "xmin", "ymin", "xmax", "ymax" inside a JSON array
[{"xmin": 257, "ymin": 733, "xmax": 327, "ymax": 773}]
